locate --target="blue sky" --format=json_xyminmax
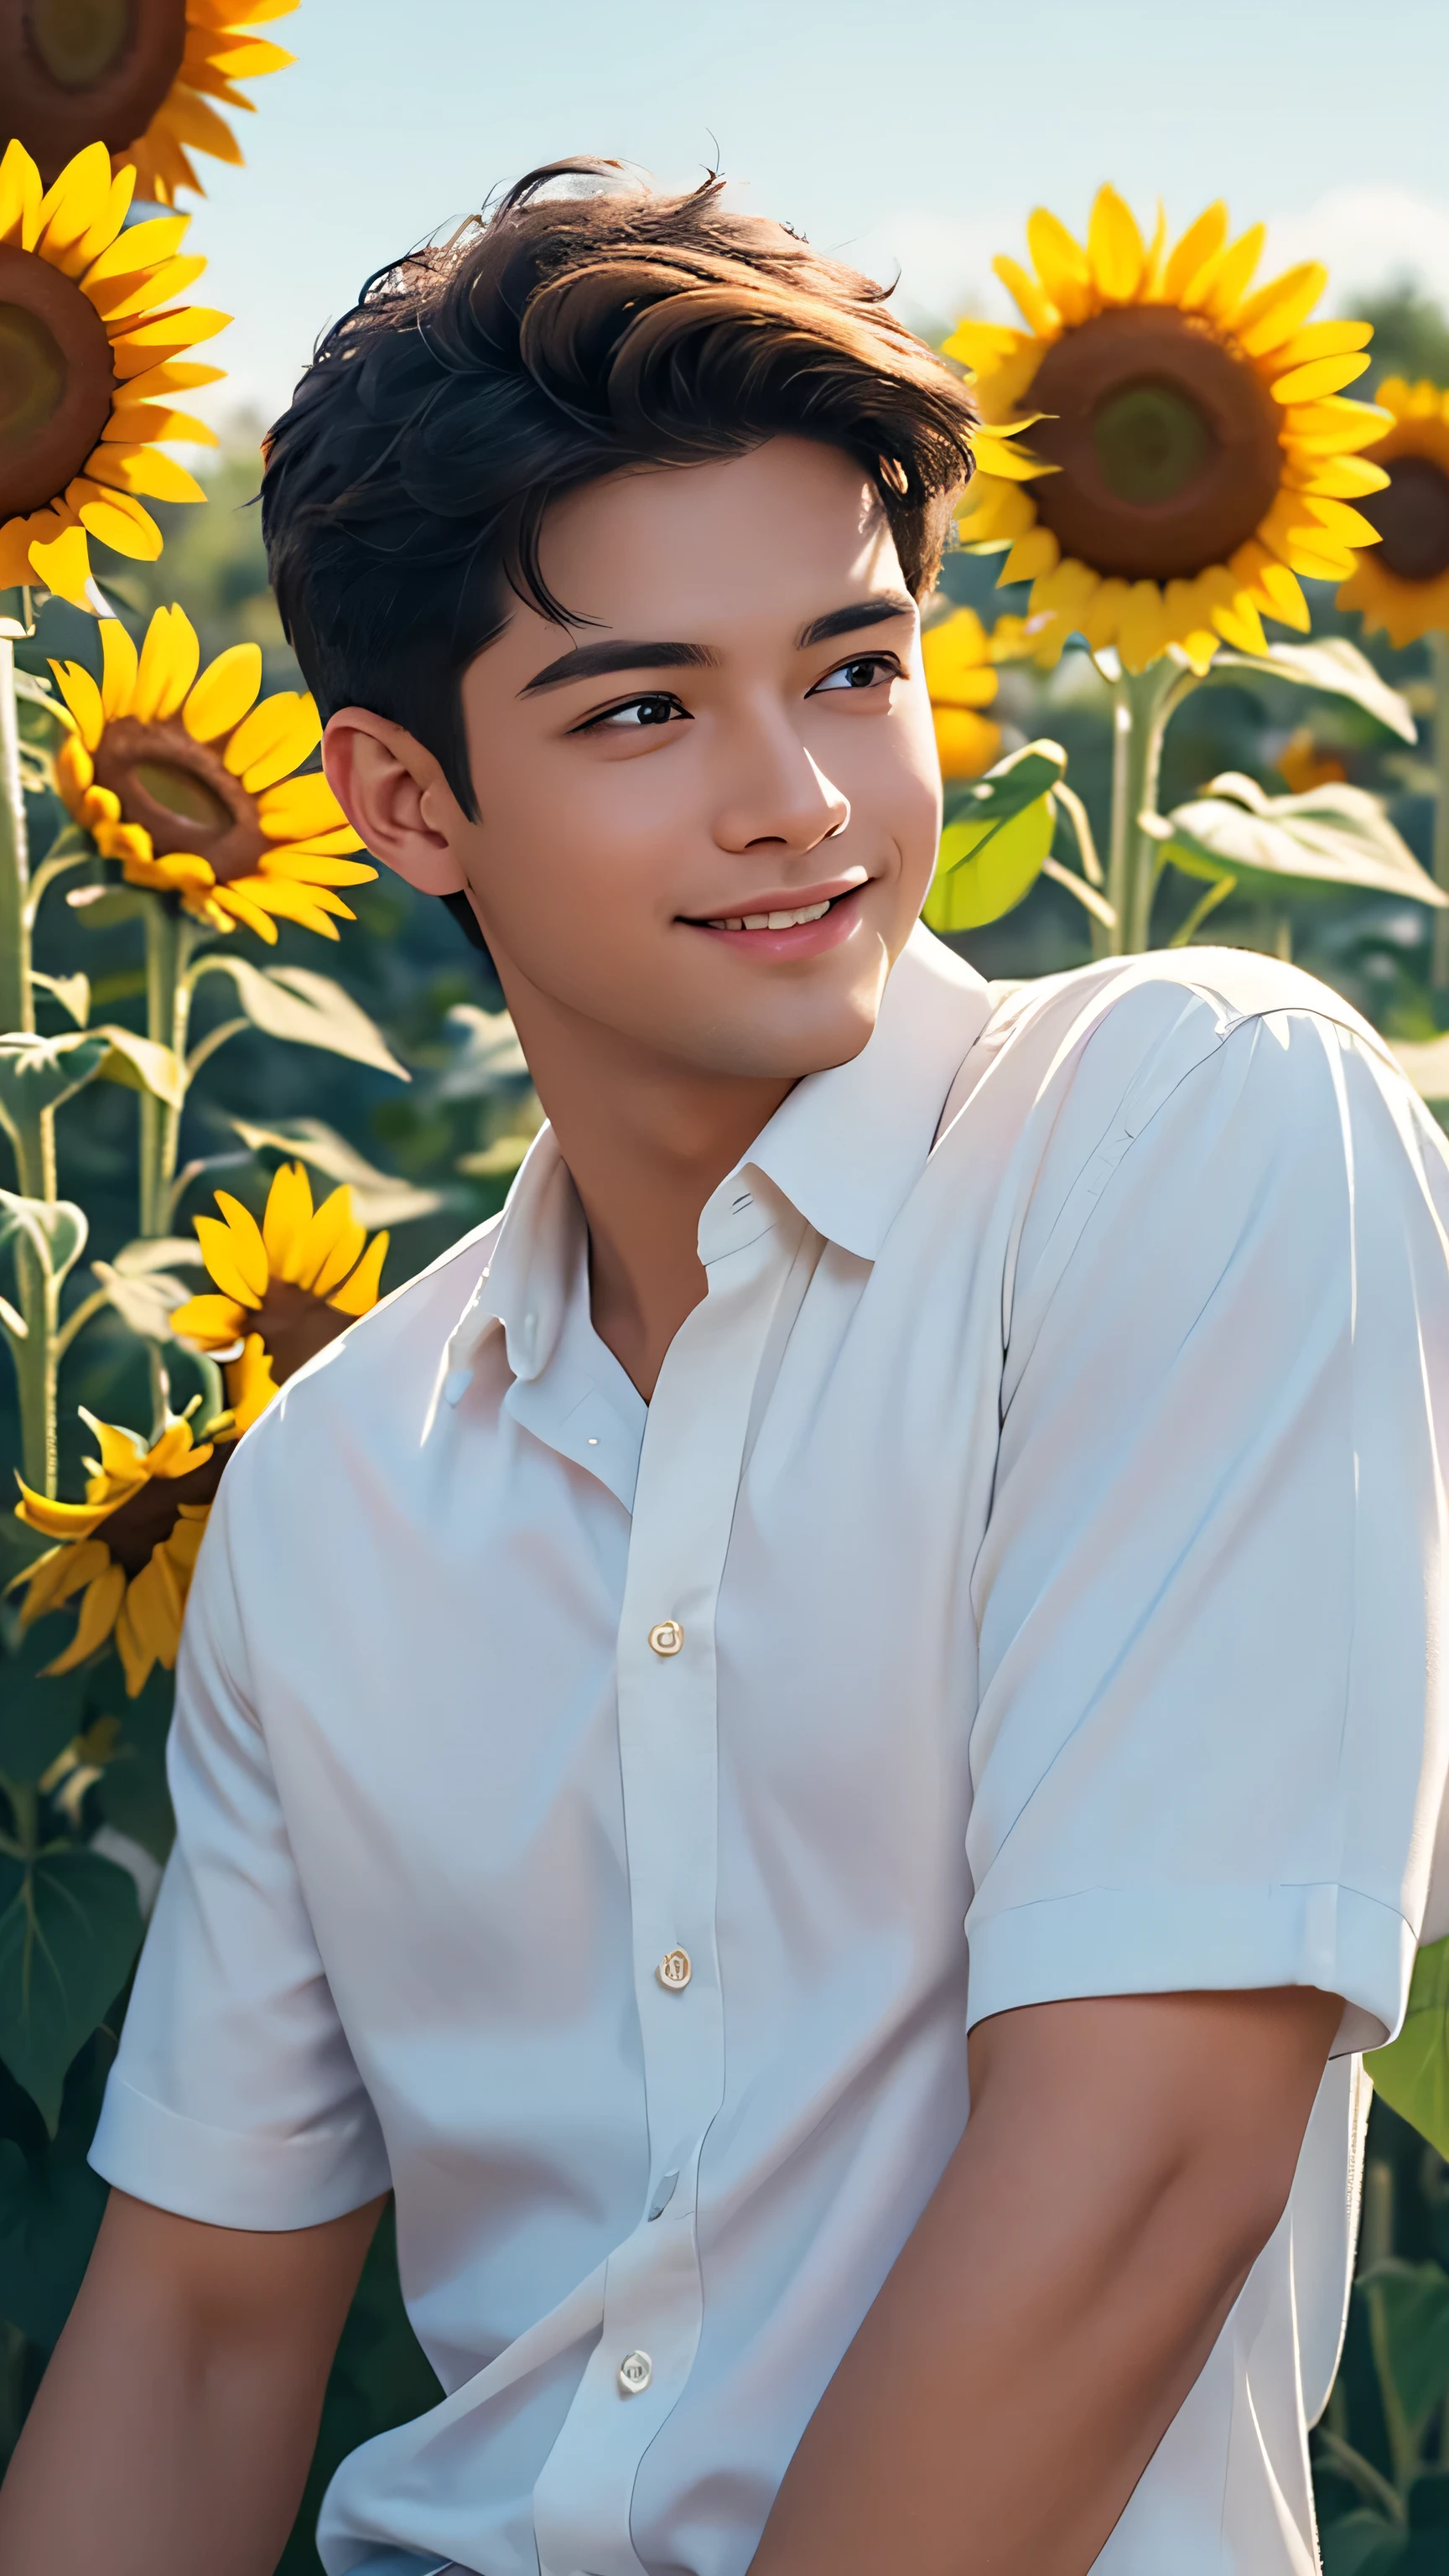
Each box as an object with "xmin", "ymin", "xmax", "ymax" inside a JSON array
[{"xmin": 191, "ymin": 0, "xmax": 1449, "ymax": 430}]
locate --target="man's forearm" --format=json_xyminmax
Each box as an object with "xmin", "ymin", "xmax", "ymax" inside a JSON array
[
  {"xmin": 749, "ymin": 1987, "xmax": 1342, "ymax": 2576},
  {"xmin": 0, "ymin": 2189, "xmax": 383, "ymax": 2576}
]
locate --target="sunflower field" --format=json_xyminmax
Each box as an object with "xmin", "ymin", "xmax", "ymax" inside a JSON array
[{"xmin": 4, "ymin": 42, "xmax": 1449, "ymax": 2565}]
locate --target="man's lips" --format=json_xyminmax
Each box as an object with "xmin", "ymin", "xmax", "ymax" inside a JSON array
[
  {"xmin": 680, "ymin": 880, "xmax": 869, "ymax": 958},
  {"xmin": 680, "ymin": 874, "xmax": 868, "ymax": 932}
]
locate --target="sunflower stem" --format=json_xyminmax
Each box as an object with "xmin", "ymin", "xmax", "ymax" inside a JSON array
[
  {"xmin": 1108, "ymin": 661, "xmax": 1178, "ymax": 955},
  {"xmin": 140, "ymin": 904, "xmax": 199, "ymax": 1440},
  {"xmin": 0, "ymin": 634, "xmax": 60, "ymax": 1494},
  {"xmin": 1431, "ymin": 630, "xmax": 1449, "ymax": 995}
]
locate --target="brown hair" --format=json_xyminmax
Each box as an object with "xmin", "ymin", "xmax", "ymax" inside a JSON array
[{"xmin": 261, "ymin": 159, "xmax": 976, "ymax": 940}]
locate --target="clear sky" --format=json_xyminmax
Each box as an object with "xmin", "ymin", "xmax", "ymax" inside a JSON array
[{"xmin": 190, "ymin": 0, "xmax": 1449, "ymax": 430}]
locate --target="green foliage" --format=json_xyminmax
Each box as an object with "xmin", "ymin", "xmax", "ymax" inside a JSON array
[
  {"xmin": 1370, "ymin": 1941, "xmax": 1449, "ymax": 2160},
  {"xmin": 1357, "ymin": 284, "xmax": 1449, "ymax": 396},
  {"xmin": 922, "ymin": 741, "xmax": 1066, "ymax": 932}
]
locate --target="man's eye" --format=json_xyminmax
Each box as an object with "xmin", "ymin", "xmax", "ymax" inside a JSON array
[
  {"xmin": 583, "ymin": 693, "xmax": 688, "ymax": 733},
  {"xmin": 811, "ymin": 655, "xmax": 897, "ymax": 695}
]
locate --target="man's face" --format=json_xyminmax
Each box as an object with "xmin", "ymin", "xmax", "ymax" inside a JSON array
[{"xmin": 448, "ymin": 436, "xmax": 943, "ymax": 1083}]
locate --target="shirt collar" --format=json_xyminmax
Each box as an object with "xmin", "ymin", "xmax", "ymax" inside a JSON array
[
  {"xmin": 738, "ymin": 924, "xmax": 990, "ymax": 1260},
  {"xmin": 444, "ymin": 925, "xmax": 989, "ymax": 1388}
]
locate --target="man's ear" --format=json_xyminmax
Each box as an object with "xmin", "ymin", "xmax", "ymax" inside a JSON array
[{"xmin": 322, "ymin": 708, "xmax": 470, "ymax": 897}]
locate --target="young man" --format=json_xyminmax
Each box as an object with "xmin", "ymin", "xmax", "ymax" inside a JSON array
[{"xmin": 3, "ymin": 159, "xmax": 1448, "ymax": 2576}]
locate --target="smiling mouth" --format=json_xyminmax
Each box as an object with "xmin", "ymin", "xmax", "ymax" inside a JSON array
[{"xmin": 704, "ymin": 896, "xmax": 835, "ymax": 932}]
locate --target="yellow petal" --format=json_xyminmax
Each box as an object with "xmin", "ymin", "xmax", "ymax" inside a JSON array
[
  {"xmin": 44, "ymin": 1561, "xmax": 126, "ymax": 1675},
  {"xmin": 75, "ymin": 491, "xmax": 163, "ymax": 562},
  {"xmin": 1031, "ymin": 555, "xmax": 1099, "ymax": 620},
  {"xmin": 956, "ymin": 478, "xmax": 1037, "ymax": 547},
  {"xmin": 1087, "ymin": 185, "xmax": 1145, "ymax": 304},
  {"xmin": 1025, "ymin": 206, "xmax": 1093, "ymax": 325},
  {"xmin": 184, "ymin": 641, "xmax": 262, "ymax": 741},
  {"xmin": 328, "ymin": 1231, "xmax": 389, "ymax": 1317},
  {"xmin": 943, "ymin": 318, "xmax": 1032, "ymax": 374},
  {"xmin": 224, "ymin": 1334, "xmax": 280, "ymax": 1434},
  {"xmin": 1292, "ymin": 453, "xmax": 1389, "ymax": 501},
  {"xmin": 261, "ymin": 1160, "xmax": 315, "ymax": 1281},
  {"xmin": 969, "ymin": 434, "xmax": 1053, "ymax": 484},
  {"xmin": 303, "ymin": 1188, "xmax": 366, "ymax": 1295},
  {"xmin": 86, "ymin": 444, "xmax": 208, "ymax": 506},
  {"xmin": 932, "ymin": 709, "xmax": 1002, "ymax": 781},
  {"xmin": 86, "ymin": 254, "xmax": 208, "ymax": 325},
  {"xmin": 256, "ymin": 772, "xmax": 347, "ymax": 840},
  {"xmin": 18, "ymin": 1537, "xmax": 109, "ymax": 1622},
  {"xmin": 1209, "ymin": 591, "xmax": 1269, "ymax": 657},
  {"xmin": 0, "ymin": 138, "xmax": 43, "ymax": 249},
  {"xmin": 203, "ymin": 1193, "xmax": 271, "ymax": 1300},
  {"xmin": 1233, "ymin": 262, "xmax": 1329, "ymax": 357},
  {"xmin": 1078, "ymin": 577, "xmax": 1130, "ymax": 650},
  {"xmin": 169, "ymin": 1291, "xmax": 249, "ymax": 1348},
  {"xmin": 81, "ymin": 212, "xmax": 190, "ymax": 288},
  {"xmin": 102, "ymin": 403, "xmax": 218, "ymax": 450},
  {"xmin": 132, "ymin": 604, "xmax": 198, "ymax": 720},
  {"xmin": 193, "ymin": 1214, "xmax": 265, "ymax": 1308},
  {"xmin": 991, "ymin": 255, "xmax": 1057, "ymax": 340},
  {"xmin": 1160, "ymin": 202, "xmax": 1228, "ymax": 304},
  {"xmin": 1118, "ymin": 580, "xmax": 1169, "ymax": 673},
  {"xmin": 48, "ymin": 659, "xmax": 104, "ymax": 752},
  {"xmin": 1271, "ymin": 352, "xmax": 1372, "ymax": 405},
  {"xmin": 1271, "ymin": 319, "xmax": 1373, "ymax": 371},
  {"xmin": 1000, "ymin": 525, "xmax": 1061, "ymax": 586},
  {"xmin": 1279, "ymin": 397, "xmax": 1391, "ymax": 456},
  {"xmin": 1197, "ymin": 224, "xmax": 1265, "ymax": 325},
  {"xmin": 29, "ymin": 526, "xmax": 92, "ymax": 608}
]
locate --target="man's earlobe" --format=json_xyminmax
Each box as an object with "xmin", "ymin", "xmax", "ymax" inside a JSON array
[{"xmin": 322, "ymin": 708, "xmax": 469, "ymax": 898}]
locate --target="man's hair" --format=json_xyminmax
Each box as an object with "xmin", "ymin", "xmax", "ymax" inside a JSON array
[{"xmin": 260, "ymin": 159, "xmax": 978, "ymax": 952}]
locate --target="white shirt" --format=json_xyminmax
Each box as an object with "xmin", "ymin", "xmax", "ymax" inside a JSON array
[{"xmin": 92, "ymin": 927, "xmax": 1449, "ymax": 2576}]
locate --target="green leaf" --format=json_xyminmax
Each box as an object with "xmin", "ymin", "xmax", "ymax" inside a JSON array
[
  {"xmin": 0, "ymin": 1187, "xmax": 87, "ymax": 1288},
  {"xmin": 29, "ymin": 970, "xmax": 90, "ymax": 1028},
  {"xmin": 1359, "ymin": 2261, "xmax": 1449, "ymax": 2428},
  {"xmin": 436, "ymin": 1005, "xmax": 530, "ymax": 1102},
  {"xmin": 199, "ymin": 958, "xmax": 409, "ymax": 1082},
  {"xmin": 942, "ymin": 737, "xmax": 1068, "ymax": 830},
  {"xmin": 0, "ymin": 1623, "xmax": 89, "ymax": 1789},
  {"xmin": 228, "ymin": 1116, "xmax": 444, "ymax": 1225},
  {"xmin": 0, "ymin": 1029, "xmax": 110, "ymax": 1135},
  {"xmin": 92, "ymin": 1024, "xmax": 185, "ymax": 1109},
  {"xmin": 0, "ymin": 2029, "xmax": 112, "ymax": 2348},
  {"xmin": 1150, "ymin": 774, "xmax": 1444, "ymax": 907},
  {"xmin": 1367, "ymin": 1935, "xmax": 1449, "ymax": 2154},
  {"xmin": 1321, "ymin": 2513, "xmax": 1407, "ymax": 2576},
  {"xmin": 65, "ymin": 883, "xmax": 151, "ymax": 931},
  {"xmin": 1213, "ymin": 638, "xmax": 1418, "ymax": 744},
  {"xmin": 0, "ymin": 1847, "xmax": 142, "ymax": 2132},
  {"xmin": 923, "ymin": 795, "xmax": 1057, "ymax": 933}
]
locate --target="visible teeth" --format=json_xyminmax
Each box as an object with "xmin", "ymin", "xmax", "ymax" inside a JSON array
[{"xmin": 706, "ymin": 898, "xmax": 834, "ymax": 931}]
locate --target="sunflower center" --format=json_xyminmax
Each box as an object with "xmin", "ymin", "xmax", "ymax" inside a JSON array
[
  {"xmin": 250, "ymin": 1280, "xmax": 354, "ymax": 1386},
  {"xmin": 8, "ymin": 0, "xmax": 187, "ymax": 184},
  {"xmin": 100, "ymin": 1441, "xmax": 231, "ymax": 1576},
  {"xmin": 0, "ymin": 241, "xmax": 116, "ymax": 522},
  {"xmin": 1363, "ymin": 454, "xmax": 1449, "ymax": 586},
  {"xmin": 1093, "ymin": 381, "xmax": 1213, "ymax": 506},
  {"xmin": 1026, "ymin": 306, "xmax": 1284, "ymax": 584},
  {"xmin": 28, "ymin": 0, "xmax": 133, "ymax": 86},
  {"xmin": 94, "ymin": 715, "xmax": 269, "ymax": 876},
  {"xmin": 0, "ymin": 302, "xmax": 66, "ymax": 448}
]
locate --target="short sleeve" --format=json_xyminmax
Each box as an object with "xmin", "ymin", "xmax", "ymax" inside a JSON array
[
  {"xmin": 88, "ymin": 1474, "xmax": 392, "ymax": 2228},
  {"xmin": 964, "ymin": 1005, "xmax": 1449, "ymax": 2055}
]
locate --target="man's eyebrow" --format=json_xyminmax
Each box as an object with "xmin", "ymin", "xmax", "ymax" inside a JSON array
[
  {"xmin": 797, "ymin": 593, "xmax": 917, "ymax": 650},
  {"xmin": 518, "ymin": 638, "xmax": 719, "ymax": 697}
]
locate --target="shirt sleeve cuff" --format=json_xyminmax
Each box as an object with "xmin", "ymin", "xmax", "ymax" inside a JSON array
[
  {"xmin": 964, "ymin": 1880, "xmax": 1415, "ymax": 2055},
  {"xmin": 89, "ymin": 2072, "xmax": 393, "ymax": 2231}
]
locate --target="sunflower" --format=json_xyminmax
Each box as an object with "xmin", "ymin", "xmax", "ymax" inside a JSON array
[
  {"xmin": 49, "ymin": 605, "xmax": 375, "ymax": 939},
  {"xmin": 2, "ymin": 0, "xmax": 296, "ymax": 201},
  {"xmin": 947, "ymin": 187, "xmax": 1391, "ymax": 674},
  {"xmin": 0, "ymin": 138, "xmax": 225, "ymax": 606},
  {"xmin": 1336, "ymin": 378, "xmax": 1449, "ymax": 647},
  {"xmin": 922, "ymin": 605, "xmax": 1001, "ymax": 777},
  {"xmin": 13, "ymin": 1405, "xmax": 229, "ymax": 1695},
  {"xmin": 170, "ymin": 1160, "xmax": 390, "ymax": 1431}
]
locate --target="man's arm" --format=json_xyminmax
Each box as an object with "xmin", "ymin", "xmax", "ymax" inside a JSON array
[
  {"xmin": 0, "ymin": 2184, "xmax": 386, "ymax": 2576},
  {"xmin": 750, "ymin": 1984, "xmax": 1340, "ymax": 2576}
]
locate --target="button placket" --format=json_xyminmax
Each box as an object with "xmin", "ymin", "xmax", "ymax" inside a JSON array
[{"xmin": 532, "ymin": 1199, "xmax": 803, "ymax": 2576}]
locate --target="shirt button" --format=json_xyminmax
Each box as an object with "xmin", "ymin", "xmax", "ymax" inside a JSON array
[
  {"xmin": 657, "ymin": 1947, "xmax": 692, "ymax": 1991},
  {"xmin": 648, "ymin": 1620, "xmax": 683, "ymax": 1657},
  {"xmin": 618, "ymin": 2349, "xmax": 652, "ymax": 2396}
]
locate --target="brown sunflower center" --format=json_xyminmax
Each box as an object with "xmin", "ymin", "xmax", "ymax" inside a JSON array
[
  {"xmin": 251, "ymin": 1280, "xmax": 353, "ymax": 1386},
  {"xmin": 1025, "ymin": 306, "xmax": 1284, "ymax": 584},
  {"xmin": 7, "ymin": 0, "xmax": 187, "ymax": 184},
  {"xmin": 101, "ymin": 1439, "xmax": 231, "ymax": 1576},
  {"xmin": 94, "ymin": 715, "xmax": 270, "ymax": 878},
  {"xmin": 1362, "ymin": 453, "xmax": 1449, "ymax": 586},
  {"xmin": 0, "ymin": 239, "xmax": 115, "ymax": 522}
]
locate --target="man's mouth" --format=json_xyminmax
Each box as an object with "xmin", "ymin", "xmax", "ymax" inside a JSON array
[{"xmin": 704, "ymin": 896, "xmax": 835, "ymax": 932}]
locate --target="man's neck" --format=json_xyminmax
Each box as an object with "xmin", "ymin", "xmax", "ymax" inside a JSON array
[{"xmin": 504, "ymin": 984, "xmax": 794, "ymax": 1402}]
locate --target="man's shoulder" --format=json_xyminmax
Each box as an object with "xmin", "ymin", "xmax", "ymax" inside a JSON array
[{"xmin": 216, "ymin": 1205, "xmax": 506, "ymax": 1495}]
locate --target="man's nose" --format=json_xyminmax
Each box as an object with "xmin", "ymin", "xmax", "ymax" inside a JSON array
[{"xmin": 712, "ymin": 714, "xmax": 850, "ymax": 857}]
